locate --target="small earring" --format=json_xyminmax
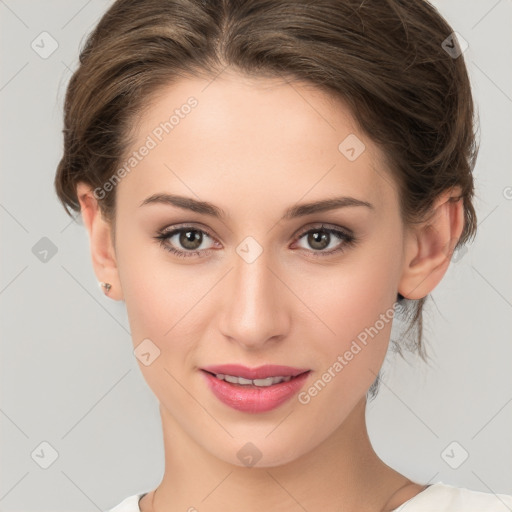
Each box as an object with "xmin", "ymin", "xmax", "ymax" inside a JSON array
[{"xmin": 99, "ymin": 282, "xmax": 112, "ymax": 293}]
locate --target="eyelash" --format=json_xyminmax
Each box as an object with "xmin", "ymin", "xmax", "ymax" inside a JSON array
[{"xmin": 154, "ymin": 223, "xmax": 357, "ymax": 259}]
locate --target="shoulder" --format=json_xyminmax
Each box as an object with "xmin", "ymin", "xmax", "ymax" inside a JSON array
[
  {"xmin": 391, "ymin": 482, "xmax": 512, "ymax": 512},
  {"xmin": 104, "ymin": 492, "xmax": 147, "ymax": 512}
]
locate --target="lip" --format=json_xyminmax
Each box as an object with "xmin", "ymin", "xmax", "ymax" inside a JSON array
[
  {"xmin": 200, "ymin": 365, "xmax": 311, "ymax": 414},
  {"xmin": 201, "ymin": 364, "xmax": 310, "ymax": 380}
]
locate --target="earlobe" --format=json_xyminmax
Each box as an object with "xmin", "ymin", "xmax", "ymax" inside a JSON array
[
  {"xmin": 76, "ymin": 182, "xmax": 123, "ymax": 301},
  {"xmin": 398, "ymin": 187, "xmax": 465, "ymax": 300}
]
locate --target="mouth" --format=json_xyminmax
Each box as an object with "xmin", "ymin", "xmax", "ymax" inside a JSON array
[
  {"xmin": 199, "ymin": 364, "xmax": 312, "ymax": 413},
  {"xmin": 200, "ymin": 369, "xmax": 310, "ymax": 388},
  {"xmin": 200, "ymin": 364, "xmax": 311, "ymax": 386}
]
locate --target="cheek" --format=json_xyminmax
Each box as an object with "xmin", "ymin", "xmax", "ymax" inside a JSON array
[
  {"xmin": 307, "ymin": 248, "xmax": 400, "ymax": 348},
  {"xmin": 115, "ymin": 228, "xmax": 178, "ymax": 344},
  {"xmin": 296, "ymin": 285, "xmax": 395, "ymax": 427},
  {"xmin": 300, "ymin": 235, "xmax": 402, "ymax": 394},
  {"xmin": 116, "ymin": 230, "xmax": 215, "ymax": 361},
  {"xmin": 121, "ymin": 268, "xmax": 198, "ymax": 350}
]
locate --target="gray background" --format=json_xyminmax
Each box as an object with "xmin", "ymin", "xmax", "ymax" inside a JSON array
[{"xmin": 0, "ymin": 1, "xmax": 511, "ymax": 511}]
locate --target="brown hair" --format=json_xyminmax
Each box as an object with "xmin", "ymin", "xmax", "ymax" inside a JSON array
[{"xmin": 54, "ymin": 0, "xmax": 479, "ymax": 398}]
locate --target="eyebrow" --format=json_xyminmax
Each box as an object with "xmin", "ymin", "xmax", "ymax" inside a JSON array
[{"xmin": 139, "ymin": 193, "xmax": 374, "ymax": 220}]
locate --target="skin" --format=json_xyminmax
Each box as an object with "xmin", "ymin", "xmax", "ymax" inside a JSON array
[{"xmin": 77, "ymin": 69, "xmax": 464, "ymax": 511}]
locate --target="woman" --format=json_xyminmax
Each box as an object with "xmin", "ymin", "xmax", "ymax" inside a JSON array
[{"xmin": 54, "ymin": 0, "xmax": 512, "ymax": 510}]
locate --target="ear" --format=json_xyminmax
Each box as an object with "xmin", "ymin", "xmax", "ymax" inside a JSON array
[
  {"xmin": 76, "ymin": 182, "xmax": 124, "ymax": 301},
  {"xmin": 398, "ymin": 186, "xmax": 465, "ymax": 300}
]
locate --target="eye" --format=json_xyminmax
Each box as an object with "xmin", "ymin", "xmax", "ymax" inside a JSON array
[
  {"xmin": 154, "ymin": 225, "xmax": 217, "ymax": 258},
  {"xmin": 154, "ymin": 223, "xmax": 357, "ymax": 259},
  {"xmin": 293, "ymin": 224, "xmax": 356, "ymax": 258}
]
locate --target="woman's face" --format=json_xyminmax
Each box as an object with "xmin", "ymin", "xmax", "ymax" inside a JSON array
[{"xmin": 112, "ymin": 71, "xmax": 407, "ymax": 467}]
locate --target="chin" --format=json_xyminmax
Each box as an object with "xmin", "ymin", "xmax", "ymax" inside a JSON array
[{"xmin": 202, "ymin": 429, "xmax": 316, "ymax": 470}]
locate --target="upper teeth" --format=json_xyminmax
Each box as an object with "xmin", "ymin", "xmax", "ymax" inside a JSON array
[{"xmin": 215, "ymin": 373, "xmax": 293, "ymax": 387}]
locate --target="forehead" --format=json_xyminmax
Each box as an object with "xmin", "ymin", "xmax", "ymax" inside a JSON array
[{"xmin": 117, "ymin": 71, "xmax": 397, "ymax": 215}]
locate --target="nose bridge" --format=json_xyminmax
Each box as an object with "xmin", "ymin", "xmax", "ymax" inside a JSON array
[{"xmin": 218, "ymin": 241, "xmax": 289, "ymax": 348}]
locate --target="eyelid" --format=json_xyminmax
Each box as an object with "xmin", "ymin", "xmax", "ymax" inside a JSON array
[
  {"xmin": 293, "ymin": 222, "xmax": 353, "ymax": 238},
  {"xmin": 158, "ymin": 221, "xmax": 215, "ymax": 236},
  {"xmin": 158, "ymin": 221, "xmax": 353, "ymax": 243}
]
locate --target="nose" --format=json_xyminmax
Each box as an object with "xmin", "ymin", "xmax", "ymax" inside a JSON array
[{"xmin": 217, "ymin": 245, "xmax": 291, "ymax": 351}]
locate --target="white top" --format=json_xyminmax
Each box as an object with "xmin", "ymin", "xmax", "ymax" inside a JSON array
[{"xmin": 105, "ymin": 482, "xmax": 512, "ymax": 511}]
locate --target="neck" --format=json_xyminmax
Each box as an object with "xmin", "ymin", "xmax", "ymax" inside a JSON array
[{"xmin": 143, "ymin": 397, "xmax": 412, "ymax": 512}]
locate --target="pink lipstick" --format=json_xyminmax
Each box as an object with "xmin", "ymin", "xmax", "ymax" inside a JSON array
[{"xmin": 200, "ymin": 364, "xmax": 311, "ymax": 413}]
